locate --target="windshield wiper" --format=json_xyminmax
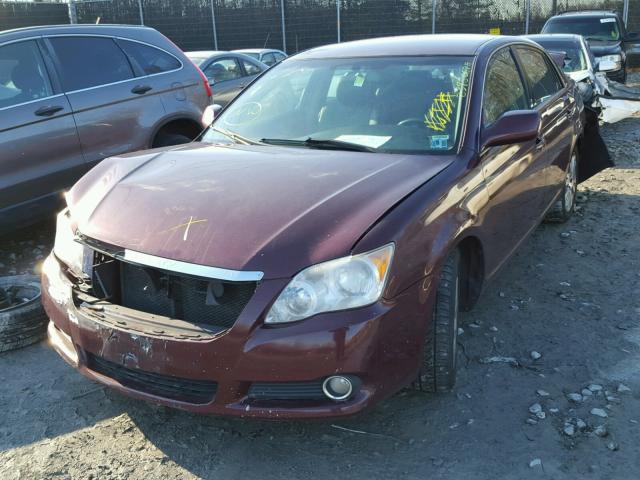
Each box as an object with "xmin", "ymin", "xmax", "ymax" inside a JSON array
[
  {"xmin": 211, "ymin": 127, "xmax": 261, "ymax": 145},
  {"xmin": 260, "ymin": 137, "xmax": 377, "ymax": 153}
]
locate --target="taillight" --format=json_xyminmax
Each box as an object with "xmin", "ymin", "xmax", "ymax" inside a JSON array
[{"xmin": 196, "ymin": 65, "xmax": 212, "ymax": 98}]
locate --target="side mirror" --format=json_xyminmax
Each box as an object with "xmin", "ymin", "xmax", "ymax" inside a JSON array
[
  {"xmin": 598, "ymin": 59, "xmax": 618, "ymax": 72},
  {"xmin": 482, "ymin": 110, "xmax": 540, "ymax": 149},
  {"xmin": 202, "ymin": 104, "xmax": 223, "ymax": 127}
]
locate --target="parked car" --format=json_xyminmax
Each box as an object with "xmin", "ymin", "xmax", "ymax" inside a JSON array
[
  {"xmin": 44, "ymin": 34, "xmax": 601, "ymax": 419},
  {"xmin": 185, "ymin": 51, "xmax": 267, "ymax": 107},
  {"xmin": 233, "ymin": 48, "xmax": 287, "ymax": 66},
  {"xmin": 0, "ymin": 25, "xmax": 211, "ymax": 233},
  {"xmin": 541, "ymin": 10, "xmax": 640, "ymax": 83}
]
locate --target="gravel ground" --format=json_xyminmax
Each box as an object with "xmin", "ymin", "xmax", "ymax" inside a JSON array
[{"xmin": 1, "ymin": 114, "xmax": 640, "ymax": 479}]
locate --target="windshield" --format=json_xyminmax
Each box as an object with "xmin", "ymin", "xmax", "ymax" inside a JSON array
[
  {"xmin": 202, "ymin": 56, "xmax": 473, "ymax": 154},
  {"xmin": 534, "ymin": 40, "xmax": 588, "ymax": 72},
  {"xmin": 544, "ymin": 18, "xmax": 621, "ymax": 42}
]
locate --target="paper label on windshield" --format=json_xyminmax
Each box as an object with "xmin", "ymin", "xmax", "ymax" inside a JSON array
[
  {"xmin": 335, "ymin": 135, "xmax": 391, "ymax": 148},
  {"xmin": 600, "ymin": 18, "xmax": 616, "ymax": 23}
]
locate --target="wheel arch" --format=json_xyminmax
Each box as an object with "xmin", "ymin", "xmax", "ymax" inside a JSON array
[{"xmin": 151, "ymin": 115, "xmax": 204, "ymax": 148}]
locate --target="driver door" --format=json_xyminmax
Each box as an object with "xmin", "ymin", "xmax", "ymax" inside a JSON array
[{"xmin": 204, "ymin": 57, "xmax": 244, "ymax": 107}]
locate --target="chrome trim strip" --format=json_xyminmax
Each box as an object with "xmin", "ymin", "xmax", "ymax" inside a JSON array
[
  {"xmin": 122, "ymin": 249, "xmax": 264, "ymax": 282},
  {"xmin": 0, "ymin": 93, "xmax": 65, "ymax": 112}
]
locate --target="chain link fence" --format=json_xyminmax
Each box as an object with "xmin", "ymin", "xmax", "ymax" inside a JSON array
[{"xmin": 0, "ymin": 0, "xmax": 637, "ymax": 53}]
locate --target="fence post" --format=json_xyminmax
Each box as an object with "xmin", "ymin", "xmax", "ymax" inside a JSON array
[
  {"xmin": 623, "ymin": 0, "xmax": 629, "ymax": 26},
  {"xmin": 525, "ymin": 0, "xmax": 530, "ymax": 34},
  {"xmin": 138, "ymin": 0, "xmax": 144, "ymax": 25},
  {"xmin": 431, "ymin": 0, "xmax": 436, "ymax": 34},
  {"xmin": 210, "ymin": 0, "xmax": 219, "ymax": 50},
  {"xmin": 280, "ymin": 0, "xmax": 287, "ymax": 53},
  {"xmin": 68, "ymin": 0, "xmax": 77, "ymax": 24},
  {"xmin": 337, "ymin": 0, "xmax": 341, "ymax": 43}
]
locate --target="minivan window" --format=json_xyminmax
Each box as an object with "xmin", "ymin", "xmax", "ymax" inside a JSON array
[
  {"xmin": 203, "ymin": 56, "xmax": 473, "ymax": 154},
  {"xmin": 514, "ymin": 47, "xmax": 564, "ymax": 108},
  {"xmin": 119, "ymin": 39, "xmax": 181, "ymax": 75},
  {"xmin": 483, "ymin": 48, "xmax": 527, "ymax": 125},
  {"xmin": 0, "ymin": 40, "xmax": 53, "ymax": 109},
  {"xmin": 49, "ymin": 36, "xmax": 134, "ymax": 92}
]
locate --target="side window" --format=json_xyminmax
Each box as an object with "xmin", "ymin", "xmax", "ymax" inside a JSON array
[
  {"xmin": 204, "ymin": 58, "xmax": 241, "ymax": 83},
  {"xmin": 262, "ymin": 53, "xmax": 276, "ymax": 66},
  {"xmin": 274, "ymin": 53, "xmax": 286, "ymax": 63},
  {"xmin": 49, "ymin": 36, "xmax": 134, "ymax": 91},
  {"xmin": 0, "ymin": 40, "xmax": 53, "ymax": 109},
  {"xmin": 514, "ymin": 47, "xmax": 564, "ymax": 108},
  {"xmin": 118, "ymin": 39, "xmax": 181, "ymax": 76},
  {"xmin": 241, "ymin": 59, "xmax": 262, "ymax": 76},
  {"xmin": 483, "ymin": 48, "xmax": 528, "ymax": 125}
]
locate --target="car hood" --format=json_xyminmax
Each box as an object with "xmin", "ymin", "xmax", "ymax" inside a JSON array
[
  {"xmin": 587, "ymin": 40, "xmax": 622, "ymax": 56},
  {"xmin": 67, "ymin": 143, "xmax": 454, "ymax": 279}
]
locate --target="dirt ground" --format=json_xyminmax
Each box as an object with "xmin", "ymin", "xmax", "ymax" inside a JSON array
[{"xmin": 1, "ymin": 114, "xmax": 640, "ymax": 479}]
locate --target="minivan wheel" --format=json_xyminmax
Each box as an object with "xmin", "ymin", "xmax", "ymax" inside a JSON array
[
  {"xmin": 415, "ymin": 250, "xmax": 460, "ymax": 393},
  {"xmin": 545, "ymin": 151, "xmax": 578, "ymax": 223},
  {"xmin": 153, "ymin": 133, "xmax": 193, "ymax": 148},
  {"xmin": 0, "ymin": 276, "xmax": 48, "ymax": 353}
]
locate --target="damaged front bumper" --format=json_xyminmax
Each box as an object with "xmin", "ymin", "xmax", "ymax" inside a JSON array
[{"xmin": 42, "ymin": 253, "xmax": 431, "ymax": 419}]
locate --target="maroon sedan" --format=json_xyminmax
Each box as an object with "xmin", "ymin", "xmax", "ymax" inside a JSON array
[{"xmin": 43, "ymin": 34, "xmax": 588, "ymax": 418}]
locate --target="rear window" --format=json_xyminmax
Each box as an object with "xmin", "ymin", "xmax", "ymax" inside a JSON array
[
  {"xmin": 118, "ymin": 39, "xmax": 181, "ymax": 76},
  {"xmin": 543, "ymin": 17, "xmax": 621, "ymax": 42},
  {"xmin": 49, "ymin": 36, "xmax": 134, "ymax": 91}
]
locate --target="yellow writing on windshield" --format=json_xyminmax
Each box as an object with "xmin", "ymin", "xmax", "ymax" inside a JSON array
[{"xmin": 424, "ymin": 92, "xmax": 454, "ymax": 132}]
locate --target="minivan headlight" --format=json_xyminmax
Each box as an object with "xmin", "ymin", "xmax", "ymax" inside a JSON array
[
  {"xmin": 600, "ymin": 54, "xmax": 622, "ymax": 63},
  {"xmin": 53, "ymin": 209, "xmax": 86, "ymax": 277},
  {"xmin": 265, "ymin": 244, "xmax": 394, "ymax": 324}
]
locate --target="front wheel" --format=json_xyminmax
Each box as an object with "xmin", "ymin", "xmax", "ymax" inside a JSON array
[
  {"xmin": 545, "ymin": 150, "xmax": 578, "ymax": 223},
  {"xmin": 416, "ymin": 250, "xmax": 460, "ymax": 393}
]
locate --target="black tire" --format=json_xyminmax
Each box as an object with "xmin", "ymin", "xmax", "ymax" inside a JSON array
[
  {"xmin": 416, "ymin": 250, "xmax": 460, "ymax": 393},
  {"xmin": 545, "ymin": 150, "xmax": 578, "ymax": 223},
  {"xmin": 153, "ymin": 133, "xmax": 192, "ymax": 148},
  {"xmin": 0, "ymin": 276, "xmax": 48, "ymax": 353}
]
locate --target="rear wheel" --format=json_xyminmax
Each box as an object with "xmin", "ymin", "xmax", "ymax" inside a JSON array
[
  {"xmin": 416, "ymin": 250, "xmax": 460, "ymax": 393},
  {"xmin": 545, "ymin": 151, "xmax": 578, "ymax": 223}
]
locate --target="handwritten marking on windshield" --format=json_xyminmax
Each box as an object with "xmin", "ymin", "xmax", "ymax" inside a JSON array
[{"xmin": 424, "ymin": 92, "xmax": 454, "ymax": 132}]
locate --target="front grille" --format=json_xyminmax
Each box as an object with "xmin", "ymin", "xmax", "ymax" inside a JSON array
[
  {"xmin": 87, "ymin": 251, "xmax": 256, "ymax": 332},
  {"xmin": 248, "ymin": 381, "xmax": 326, "ymax": 401},
  {"xmin": 87, "ymin": 353, "xmax": 217, "ymax": 404}
]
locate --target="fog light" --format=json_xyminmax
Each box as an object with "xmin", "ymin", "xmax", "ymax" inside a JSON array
[{"xmin": 322, "ymin": 375, "xmax": 353, "ymax": 401}]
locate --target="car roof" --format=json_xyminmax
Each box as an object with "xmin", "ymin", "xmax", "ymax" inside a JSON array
[
  {"xmin": 234, "ymin": 49, "xmax": 279, "ymax": 54},
  {"xmin": 186, "ymin": 50, "xmax": 227, "ymax": 57},
  {"xmin": 551, "ymin": 10, "xmax": 618, "ymax": 19},
  {"xmin": 526, "ymin": 34, "xmax": 583, "ymax": 44},
  {"xmin": 295, "ymin": 34, "xmax": 525, "ymax": 60},
  {"xmin": 0, "ymin": 23, "xmax": 153, "ymax": 37}
]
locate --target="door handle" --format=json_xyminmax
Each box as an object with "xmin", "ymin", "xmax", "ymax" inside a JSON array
[
  {"xmin": 34, "ymin": 105, "xmax": 64, "ymax": 117},
  {"xmin": 535, "ymin": 136, "xmax": 546, "ymax": 151},
  {"xmin": 131, "ymin": 85, "xmax": 152, "ymax": 95}
]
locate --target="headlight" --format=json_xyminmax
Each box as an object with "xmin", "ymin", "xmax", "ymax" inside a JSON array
[
  {"xmin": 600, "ymin": 54, "xmax": 622, "ymax": 63},
  {"xmin": 53, "ymin": 209, "xmax": 86, "ymax": 277},
  {"xmin": 265, "ymin": 244, "xmax": 394, "ymax": 324}
]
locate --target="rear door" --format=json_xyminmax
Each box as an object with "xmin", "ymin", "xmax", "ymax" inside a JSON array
[
  {"xmin": 0, "ymin": 38, "xmax": 84, "ymax": 223},
  {"xmin": 513, "ymin": 46, "xmax": 574, "ymax": 211},
  {"xmin": 45, "ymin": 35, "xmax": 166, "ymax": 168},
  {"xmin": 479, "ymin": 47, "xmax": 546, "ymax": 275},
  {"xmin": 203, "ymin": 57, "xmax": 244, "ymax": 107}
]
